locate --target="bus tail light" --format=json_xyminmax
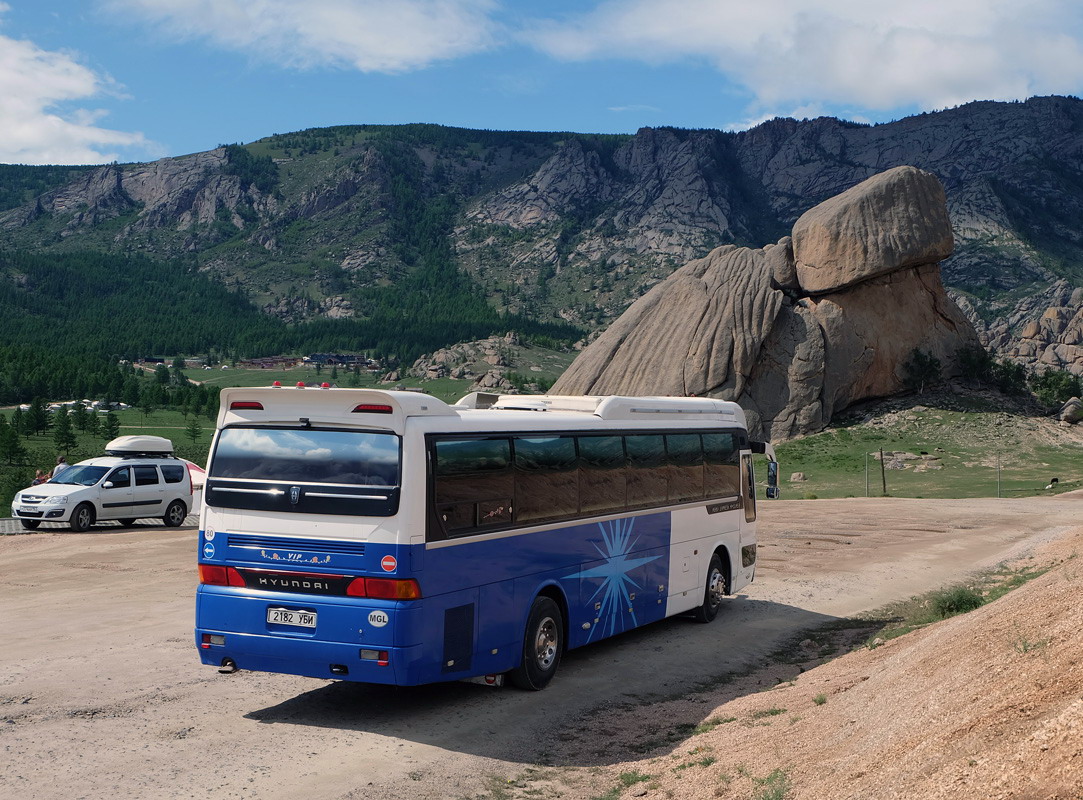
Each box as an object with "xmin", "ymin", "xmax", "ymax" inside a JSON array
[
  {"xmin": 199, "ymin": 564, "xmax": 246, "ymax": 587},
  {"xmin": 229, "ymin": 401, "xmax": 264, "ymax": 410},
  {"xmin": 345, "ymin": 577, "xmax": 421, "ymax": 599},
  {"xmin": 201, "ymin": 633, "xmax": 226, "ymax": 649},
  {"xmin": 360, "ymin": 649, "xmax": 390, "ymax": 666},
  {"xmin": 365, "ymin": 578, "xmax": 422, "ymax": 600}
]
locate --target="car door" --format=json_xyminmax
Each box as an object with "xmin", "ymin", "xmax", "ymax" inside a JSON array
[
  {"xmin": 131, "ymin": 464, "xmax": 165, "ymax": 518},
  {"xmin": 98, "ymin": 466, "xmax": 134, "ymax": 520}
]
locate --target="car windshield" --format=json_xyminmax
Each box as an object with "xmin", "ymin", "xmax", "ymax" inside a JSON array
[{"xmin": 50, "ymin": 465, "xmax": 109, "ymax": 486}]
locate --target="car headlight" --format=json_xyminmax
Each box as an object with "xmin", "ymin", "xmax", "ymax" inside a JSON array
[{"xmin": 45, "ymin": 495, "xmax": 69, "ymax": 505}]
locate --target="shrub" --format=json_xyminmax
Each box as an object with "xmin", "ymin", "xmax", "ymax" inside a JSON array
[
  {"xmin": 930, "ymin": 586, "xmax": 984, "ymax": 618},
  {"xmin": 903, "ymin": 349, "xmax": 942, "ymax": 394}
]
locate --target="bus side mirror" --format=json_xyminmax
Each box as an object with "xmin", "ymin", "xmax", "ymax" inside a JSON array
[{"xmin": 765, "ymin": 461, "xmax": 780, "ymax": 500}]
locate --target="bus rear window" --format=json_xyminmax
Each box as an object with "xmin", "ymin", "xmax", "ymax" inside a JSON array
[{"xmin": 210, "ymin": 427, "xmax": 400, "ymax": 486}]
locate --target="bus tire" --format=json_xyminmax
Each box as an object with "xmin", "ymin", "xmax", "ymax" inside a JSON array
[
  {"xmin": 508, "ymin": 596, "xmax": 563, "ymax": 691},
  {"xmin": 70, "ymin": 503, "xmax": 95, "ymax": 532},
  {"xmin": 691, "ymin": 554, "xmax": 727, "ymax": 624},
  {"xmin": 20, "ymin": 519, "xmax": 40, "ymax": 530}
]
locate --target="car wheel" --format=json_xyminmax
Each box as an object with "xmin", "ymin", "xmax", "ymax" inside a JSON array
[
  {"xmin": 691, "ymin": 554, "xmax": 727, "ymax": 624},
  {"xmin": 508, "ymin": 596, "xmax": 563, "ymax": 691},
  {"xmin": 70, "ymin": 503, "xmax": 95, "ymax": 532},
  {"xmin": 162, "ymin": 500, "xmax": 187, "ymax": 528},
  {"xmin": 20, "ymin": 519, "xmax": 41, "ymax": 530},
  {"xmin": 119, "ymin": 518, "xmax": 137, "ymax": 527}
]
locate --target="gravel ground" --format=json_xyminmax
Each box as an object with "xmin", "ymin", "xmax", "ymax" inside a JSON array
[{"xmin": 1, "ymin": 495, "xmax": 1080, "ymax": 800}]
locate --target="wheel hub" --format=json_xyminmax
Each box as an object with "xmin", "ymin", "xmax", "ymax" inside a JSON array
[{"xmin": 534, "ymin": 617, "xmax": 557, "ymax": 669}]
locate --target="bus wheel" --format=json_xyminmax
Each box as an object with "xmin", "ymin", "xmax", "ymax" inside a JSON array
[
  {"xmin": 691, "ymin": 554, "xmax": 727, "ymax": 623},
  {"xmin": 70, "ymin": 503, "xmax": 95, "ymax": 532},
  {"xmin": 509, "ymin": 596, "xmax": 563, "ymax": 691},
  {"xmin": 20, "ymin": 519, "xmax": 40, "ymax": 530}
]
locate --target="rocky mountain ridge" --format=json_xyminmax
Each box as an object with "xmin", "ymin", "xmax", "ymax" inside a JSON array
[{"xmin": 1, "ymin": 100, "xmax": 1081, "ymax": 374}]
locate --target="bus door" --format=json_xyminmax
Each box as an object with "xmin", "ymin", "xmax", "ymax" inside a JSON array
[{"xmin": 738, "ymin": 452, "xmax": 757, "ymax": 584}]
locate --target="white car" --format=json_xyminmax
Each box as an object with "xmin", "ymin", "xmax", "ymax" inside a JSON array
[{"xmin": 11, "ymin": 436, "xmax": 193, "ymax": 532}]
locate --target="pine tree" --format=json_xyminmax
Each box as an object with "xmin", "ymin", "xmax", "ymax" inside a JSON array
[
  {"xmin": 52, "ymin": 408, "xmax": 77, "ymax": 454},
  {"xmin": 184, "ymin": 417, "xmax": 202, "ymax": 446},
  {"xmin": 28, "ymin": 398, "xmax": 50, "ymax": 436},
  {"xmin": 71, "ymin": 401, "xmax": 90, "ymax": 432},
  {"xmin": 103, "ymin": 412, "xmax": 121, "ymax": 440},
  {"xmin": 10, "ymin": 407, "xmax": 27, "ymax": 439}
]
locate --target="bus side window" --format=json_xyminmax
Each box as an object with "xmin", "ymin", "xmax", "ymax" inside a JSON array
[
  {"xmin": 433, "ymin": 438, "xmax": 513, "ymax": 536},
  {"xmin": 703, "ymin": 432, "xmax": 739, "ymax": 497},
  {"xmin": 513, "ymin": 436, "xmax": 578, "ymax": 523},
  {"xmin": 666, "ymin": 433, "xmax": 704, "ymax": 502},
  {"xmin": 625, "ymin": 435, "xmax": 667, "ymax": 509},
  {"xmin": 578, "ymin": 435, "xmax": 628, "ymax": 515}
]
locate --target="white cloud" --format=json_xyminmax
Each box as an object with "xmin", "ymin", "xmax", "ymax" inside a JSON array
[
  {"xmin": 104, "ymin": 0, "xmax": 501, "ymax": 73},
  {"xmin": 525, "ymin": 0, "xmax": 1083, "ymax": 122},
  {"xmin": 0, "ymin": 11, "xmax": 158, "ymax": 164}
]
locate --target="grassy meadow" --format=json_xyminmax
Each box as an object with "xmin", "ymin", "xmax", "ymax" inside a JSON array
[{"xmin": 774, "ymin": 404, "xmax": 1082, "ymax": 500}]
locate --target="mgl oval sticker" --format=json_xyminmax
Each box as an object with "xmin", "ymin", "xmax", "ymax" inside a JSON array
[{"xmin": 368, "ymin": 610, "xmax": 389, "ymax": 628}]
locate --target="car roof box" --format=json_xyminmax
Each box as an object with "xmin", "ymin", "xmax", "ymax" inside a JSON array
[{"xmin": 105, "ymin": 435, "xmax": 175, "ymax": 457}]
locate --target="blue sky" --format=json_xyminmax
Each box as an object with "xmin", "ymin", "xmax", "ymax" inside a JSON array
[{"xmin": 2, "ymin": 0, "xmax": 1083, "ymax": 165}]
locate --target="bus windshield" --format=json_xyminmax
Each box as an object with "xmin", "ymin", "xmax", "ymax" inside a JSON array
[{"xmin": 210, "ymin": 427, "xmax": 400, "ymax": 487}]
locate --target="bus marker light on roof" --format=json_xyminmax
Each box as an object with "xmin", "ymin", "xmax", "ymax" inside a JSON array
[
  {"xmin": 272, "ymin": 381, "xmax": 281, "ymax": 387},
  {"xmin": 229, "ymin": 401, "xmax": 264, "ymax": 410},
  {"xmin": 296, "ymin": 381, "xmax": 305, "ymax": 388},
  {"xmin": 321, "ymin": 382, "xmax": 330, "ymax": 388},
  {"xmin": 352, "ymin": 404, "xmax": 393, "ymax": 414}
]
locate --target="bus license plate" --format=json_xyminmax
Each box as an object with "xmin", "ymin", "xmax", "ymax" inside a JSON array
[{"xmin": 267, "ymin": 608, "xmax": 317, "ymax": 628}]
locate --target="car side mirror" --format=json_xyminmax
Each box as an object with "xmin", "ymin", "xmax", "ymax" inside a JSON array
[
  {"xmin": 103, "ymin": 481, "xmax": 114, "ymax": 489},
  {"xmin": 765, "ymin": 461, "xmax": 780, "ymax": 500}
]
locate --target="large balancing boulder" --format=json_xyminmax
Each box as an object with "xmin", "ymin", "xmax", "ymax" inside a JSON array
[{"xmin": 792, "ymin": 166, "xmax": 953, "ymax": 294}]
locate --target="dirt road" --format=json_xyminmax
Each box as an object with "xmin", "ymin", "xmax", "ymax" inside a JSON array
[{"xmin": 1, "ymin": 495, "xmax": 1079, "ymax": 800}]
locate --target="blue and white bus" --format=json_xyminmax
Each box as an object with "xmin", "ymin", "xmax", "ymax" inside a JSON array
[{"xmin": 195, "ymin": 387, "xmax": 778, "ymax": 690}]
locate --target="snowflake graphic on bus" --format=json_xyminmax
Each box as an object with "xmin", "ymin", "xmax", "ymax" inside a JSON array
[{"xmin": 568, "ymin": 517, "xmax": 661, "ymax": 642}]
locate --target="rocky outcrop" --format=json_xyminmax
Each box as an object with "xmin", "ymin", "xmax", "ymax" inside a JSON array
[
  {"xmin": 552, "ymin": 167, "xmax": 980, "ymax": 439},
  {"xmin": 0, "ymin": 148, "xmax": 278, "ymax": 247},
  {"xmin": 953, "ymin": 281, "xmax": 1083, "ymax": 377},
  {"xmin": 1059, "ymin": 397, "xmax": 1082, "ymax": 424}
]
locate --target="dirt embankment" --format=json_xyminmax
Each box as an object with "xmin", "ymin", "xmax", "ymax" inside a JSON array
[
  {"xmin": 1, "ymin": 494, "xmax": 1081, "ymax": 800},
  {"xmin": 554, "ymin": 496, "xmax": 1083, "ymax": 800}
]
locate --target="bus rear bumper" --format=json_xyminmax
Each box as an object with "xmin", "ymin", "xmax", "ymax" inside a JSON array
[{"xmin": 196, "ymin": 629, "xmax": 423, "ymax": 685}]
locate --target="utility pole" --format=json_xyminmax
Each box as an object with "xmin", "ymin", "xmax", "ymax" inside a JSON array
[
  {"xmin": 997, "ymin": 452, "xmax": 1001, "ymax": 498},
  {"xmin": 879, "ymin": 447, "xmax": 887, "ymax": 497},
  {"xmin": 865, "ymin": 452, "xmax": 869, "ymax": 498}
]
